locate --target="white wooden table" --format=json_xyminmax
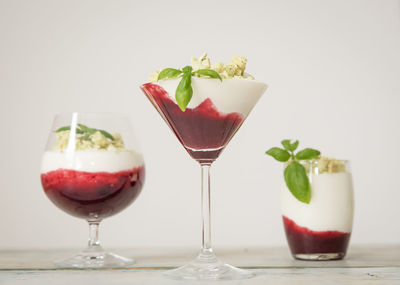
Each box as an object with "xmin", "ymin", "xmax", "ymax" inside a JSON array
[{"xmin": 0, "ymin": 245, "xmax": 399, "ymax": 284}]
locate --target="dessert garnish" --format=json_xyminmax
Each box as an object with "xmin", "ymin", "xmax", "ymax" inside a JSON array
[
  {"xmin": 266, "ymin": 140, "xmax": 320, "ymax": 204},
  {"xmin": 150, "ymin": 53, "xmax": 253, "ymax": 111},
  {"xmin": 54, "ymin": 124, "xmax": 126, "ymax": 151},
  {"xmin": 56, "ymin": 124, "xmax": 114, "ymax": 140},
  {"xmin": 310, "ymin": 157, "xmax": 346, "ymax": 174},
  {"xmin": 157, "ymin": 65, "xmax": 221, "ymax": 112}
]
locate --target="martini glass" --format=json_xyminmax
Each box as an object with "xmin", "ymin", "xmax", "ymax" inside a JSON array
[{"xmin": 142, "ymin": 77, "xmax": 267, "ymax": 280}]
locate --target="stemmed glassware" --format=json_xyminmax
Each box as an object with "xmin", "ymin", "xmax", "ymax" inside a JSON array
[
  {"xmin": 40, "ymin": 113, "xmax": 145, "ymax": 268},
  {"xmin": 142, "ymin": 78, "xmax": 267, "ymax": 280}
]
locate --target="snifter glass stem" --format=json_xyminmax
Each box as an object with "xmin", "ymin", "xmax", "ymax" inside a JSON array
[{"xmin": 86, "ymin": 221, "xmax": 103, "ymax": 252}]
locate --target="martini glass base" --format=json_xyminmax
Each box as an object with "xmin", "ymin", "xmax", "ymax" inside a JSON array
[
  {"xmin": 55, "ymin": 248, "xmax": 133, "ymax": 268},
  {"xmin": 163, "ymin": 251, "xmax": 253, "ymax": 280}
]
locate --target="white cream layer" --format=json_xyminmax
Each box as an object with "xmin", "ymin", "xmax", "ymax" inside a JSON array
[
  {"xmin": 156, "ymin": 77, "xmax": 268, "ymax": 116},
  {"xmin": 281, "ymin": 172, "xmax": 354, "ymax": 233},
  {"xmin": 41, "ymin": 150, "xmax": 144, "ymax": 173}
]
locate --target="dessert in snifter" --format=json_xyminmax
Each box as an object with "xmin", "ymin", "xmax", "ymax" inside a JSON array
[
  {"xmin": 40, "ymin": 113, "xmax": 145, "ymax": 268},
  {"xmin": 142, "ymin": 53, "xmax": 268, "ymax": 280},
  {"xmin": 41, "ymin": 146, "xmax": 144, "ymax": 220}
]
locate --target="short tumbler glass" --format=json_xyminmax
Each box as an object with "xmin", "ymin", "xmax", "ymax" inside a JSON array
[{"xmin": 281, "ymin": 159, "xmax": 354, "ymax": 260}]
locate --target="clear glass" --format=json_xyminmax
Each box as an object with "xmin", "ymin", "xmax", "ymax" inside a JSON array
[
  {"xmin": 40, "ymin": 113, "xmax": 145, "ymax": 268},
  {"xmin": 141, "ymin": 79, "xmax": 267, "ymax": 280},
  {"xmin": 281, "ymin": 159, "xmax": 354, "ymax": 261}
]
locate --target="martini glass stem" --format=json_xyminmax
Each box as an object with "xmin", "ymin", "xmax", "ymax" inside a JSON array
[{"xmin": 200, "ymin": 164, "xmax": 215, "ymax": 260}]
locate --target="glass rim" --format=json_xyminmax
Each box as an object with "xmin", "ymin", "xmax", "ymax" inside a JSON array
[
  {"xmin": 52, "ymin": 112, "xmax": 131, "ymax": 121},
  {"xmin": 141, "ymin": 77, "xmax": 268, "ymax": 86},
  {"xmin": 307, "ymin": 158, "xmax": 350, "ymax": 165}
]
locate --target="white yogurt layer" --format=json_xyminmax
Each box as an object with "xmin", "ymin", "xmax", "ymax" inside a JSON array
[
  {"xmin": 41, "ymin": 150, "xmax": 144, "ymax": 173},
  {"xmin": 281, "ymin": 172, "xmax": 354, "ymax": 233},
  {"xmin": 156, "ymin": 77, "xmax": 268, "ymax": 116}
]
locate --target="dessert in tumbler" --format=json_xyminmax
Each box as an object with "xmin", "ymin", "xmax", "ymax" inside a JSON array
[{"xmin": 281, "ymin": 158, "xmax": 354, "ymax": 260}]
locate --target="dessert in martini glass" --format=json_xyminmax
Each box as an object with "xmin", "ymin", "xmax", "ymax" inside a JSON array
[
  {"xmin": 40, "ymin": 113, "xmax": 145, "ymax": 268},
  {"xmin": 141, "ymin": 54, "xmax": 268, "ymax": 280}
]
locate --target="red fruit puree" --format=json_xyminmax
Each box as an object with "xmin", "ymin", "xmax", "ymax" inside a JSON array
[
  {"xmin": 283, "ymin": 216, "xmax": 350, "ymax": 257},
  {"xmin": 142, "ymin": 83, "xmax": 244, "ymax": 163},
  {"xmin": 41, "ymin": 167, "xmax": 145, "ymax": 220}
]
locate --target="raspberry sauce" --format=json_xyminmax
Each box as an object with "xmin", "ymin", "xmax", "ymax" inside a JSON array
[
  {"xmin": 41, "ymin": 167, "xmax": 145, "ymax": 220},
  {"xmin": 142, "ymin": 83, "xmax": 244, "ymax": 163},
  {"xmin": 282, "ymin": 216, "xmax": 351, "ymax": 257}
]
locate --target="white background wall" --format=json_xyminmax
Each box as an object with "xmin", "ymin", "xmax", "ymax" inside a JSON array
[{"xmin": 0, "ymin": 0, "xmax": 399, "ymax": 249}]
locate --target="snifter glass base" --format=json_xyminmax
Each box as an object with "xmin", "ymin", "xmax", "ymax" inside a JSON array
[
  {"xmin": 163, "ymin": 250, "xmax": 253, "ymax": 280},
  {"xmin": 55, "ymin": 247, "xmax": 133, "ymax": 268}
]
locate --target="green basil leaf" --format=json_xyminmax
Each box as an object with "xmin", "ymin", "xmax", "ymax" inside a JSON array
[
  {"xmin": 77, "ymin": 124, "xmax": 95, "ymax": 134},
  {"xmin": 55, "ymin": 126, "xmax": 71, "ymax": 132},
  {"xmin": 79, "ymin": 124, "xmax": 115, "ymax": 140},
  {"xmin": 157, "ymin": 68, "xmax": 182, "ymax": 81},
  {"xmin": 193, "ymin": 69, "xmax": 222, "ymax": 81},
  {"xmin": 290, "ymin": 140, "xmax": 299, "ymax": 152},
  {"xmin": 265, "ymin": 147, "xmax": 291, "ymax": 162},
  {"xmin": 55, "ymin": 126, "xmax": 84, "ymax": 134},
  {"xmin": 296, "ymin": 148, "xmax": 321, "ymax": 160},
  {"xmin": 284, "ymin": 161, "xmax": 311, "ymax": 203},
  {"xmin": 99, "ymin": 130, "xmax": 115, "ymax": 141},
  {"xmin": 281, "ymin": 139, "xmax": 299, "ymax": 152},
  {"xmin": 175, "ymin": 71, "xmax": 193, "ymax": 111},
  {"xmin": 182, "ymin": 65, "xmax": 193, "ymax": 74},
  {"xmin": 281, "ymin": 140, "xmax": 291, "ymax": 151}
]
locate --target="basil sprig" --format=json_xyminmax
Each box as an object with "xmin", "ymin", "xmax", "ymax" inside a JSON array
[
  {"xmin": 55, "ymin": 124, "xmax": 114, "ymax": 141},
  {"xmin": 266, "ymin": 140, "xmax": 320, "ymax": 204},
  {"xmin": 175, "ymin": 66, "xmax": 193, "ymax": 111},
  {"xmin": 157, "ymin": 68, "xmax": 182, "ymax": 80},
  {"xmin": 157, "ymin": 65, "xmax": 222, "ymax": 111},
  {"xmin": 55, "ymin": 126, "xmax": 84, "ymax": 134}
]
